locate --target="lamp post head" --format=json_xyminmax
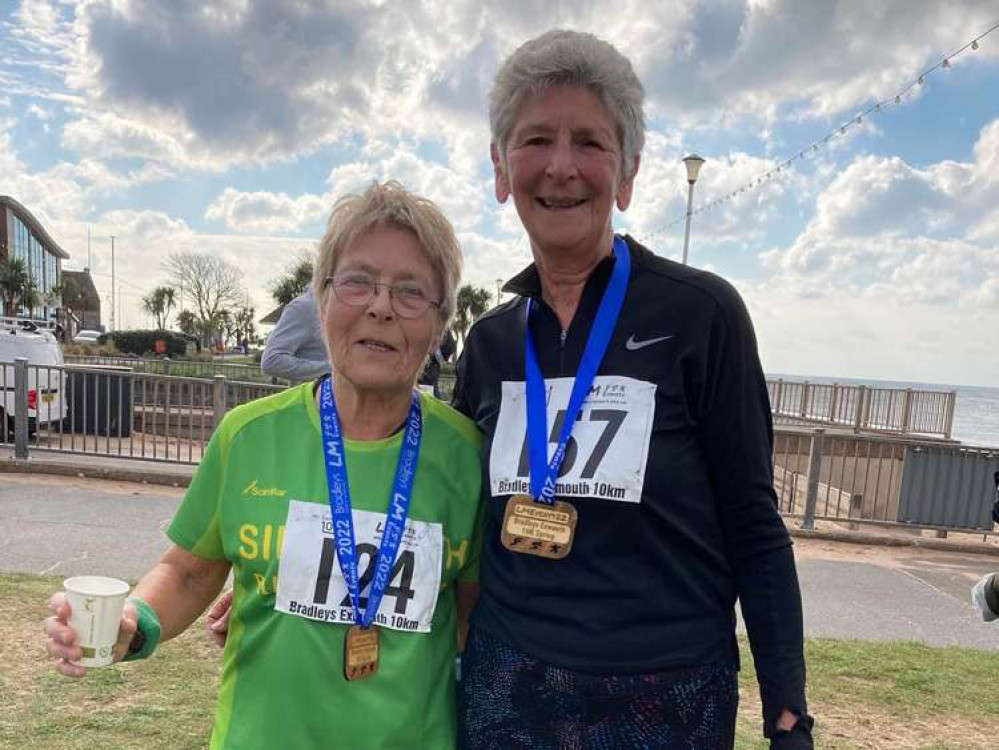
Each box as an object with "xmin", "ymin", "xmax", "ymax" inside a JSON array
[{"xmin": 683, "ymin": 154, "xmax": 705, "ymax": 184}]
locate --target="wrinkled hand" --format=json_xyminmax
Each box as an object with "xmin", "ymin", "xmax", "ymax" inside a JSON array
[
  {"xmin": 205, "ymin": 589, "xmax": 233, "ymax": 648},
  {"xmin": 43, "ymin": 592, "xmax": 137, "ymax": 678},
  {"xmin": 770, "ymin": 721, "xmax": 814, "ymax": 749}
]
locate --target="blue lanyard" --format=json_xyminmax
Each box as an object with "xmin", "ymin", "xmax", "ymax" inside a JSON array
[
  {"xmin": 318, "ymin": 378, "xmax": 422, "ymax": 627},
  {"xmin": 525, "ymin": 235, "xmax": 631, "ymax": 504}
]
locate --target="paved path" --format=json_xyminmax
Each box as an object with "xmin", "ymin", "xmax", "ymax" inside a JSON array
[
  {"xmin": 792, "ymin": 539, "xmax": 998, "ymax": 650},
  {"xmin": 2, "ymin": 473, "xmax": 997, "ymax": 649},
  {"xmin": 0, "ymin": 473, "xmax": 181, "ymax": 580}
]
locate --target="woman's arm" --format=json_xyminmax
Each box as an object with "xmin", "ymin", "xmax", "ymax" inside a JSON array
[
  {"xmin": 131, "ymin": 545, "xmax": 232, "ymax": 641},
  {"xmin": 44, "ymin": 545, "xmax": 230, "ymax": 677},
  {"xmin": 693, "ymin": 282, "xmax": 812, "ymax": 744}
]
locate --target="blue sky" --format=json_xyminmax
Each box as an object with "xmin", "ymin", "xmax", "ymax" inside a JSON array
[{"xmin": 2, "ymin": 0, "xmax": 998, "ymax": 386}]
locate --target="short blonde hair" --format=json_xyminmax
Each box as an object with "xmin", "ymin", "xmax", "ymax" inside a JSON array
[{"xmin": 312, "ymin": 181, "xmax": 463, "ymax": 326}]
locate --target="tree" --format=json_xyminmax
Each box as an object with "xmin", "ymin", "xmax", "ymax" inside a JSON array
[
  {"xmin": 176, "ymin": 310, "xmax": 198, "ymax": 337},
  {"xmin": 59, "ymin": 276, "xmax": 89, "ymax": 319},
  {"xmin": 451, "ymin": 284, "xmax": 492, "ymax": 346},
  {"xmin": 163, "ymin": 252, "xmax": 243, "ymax": 346},
  {"xmin": 268, "ymin": 256, "xmax": 314, "ymax": 305},
  {"xmin": 43, "ymin": 283, "xmax": 61, "ymax": 310},
  {"xmin": 0, "ymin": 257, "xmax": 39, "ymax": 317},
  {"xmin": 141, "ymin": 286, "xmax": 176, "ymax": 330},
  {"xmin": 215, "ymin": 309, "xmax": 234, "ymax": 347},
  {"xmin": 234, "ymin": 305, "xmax": 257, "ymax": 345}
]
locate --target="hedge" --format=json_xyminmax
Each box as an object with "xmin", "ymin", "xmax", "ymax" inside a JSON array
[{"xmin": 104, "ymin": 329, "xmax": 189, "ymax": 357}]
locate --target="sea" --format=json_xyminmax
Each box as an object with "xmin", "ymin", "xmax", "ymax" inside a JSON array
[{"xmin": 768, "ymin": 374, "xmax": 999, "ymax": 449}]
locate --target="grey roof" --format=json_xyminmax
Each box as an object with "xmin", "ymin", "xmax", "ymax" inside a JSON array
[
  {"xmin": 260, "ymin": 304, "xmax": 285, "ymax": 325},
  {"xmin": 61, "ymin": 270, "xmax": 101, "ymax": 309},
  {"xmin": 0, "ymin": 195, "xmax": 71, "ymax": 259}
]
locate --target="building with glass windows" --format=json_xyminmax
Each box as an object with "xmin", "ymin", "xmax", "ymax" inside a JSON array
[{"xmin": 0, "ymin": 195, "xmax": 70, "ymax": 322}]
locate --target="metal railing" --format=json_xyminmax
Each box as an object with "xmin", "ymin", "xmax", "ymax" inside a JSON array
[
  {"xmin": 767, "ymin": 379, "xmax": 956, "ymax": 439},
  {"xmin": 774, "ymin": 427, "xmax": 998, "ymax": 533},
  {"xmin": 2, "ymin": 359, "xmax": 283, "ymax": 464},
  {"xmin": 63, "ymin": 355, "xmax": 289, "ymax": 386},
  {"xmin": 6, "ymin": 360, "xmax": 994, "ymax": 534}
]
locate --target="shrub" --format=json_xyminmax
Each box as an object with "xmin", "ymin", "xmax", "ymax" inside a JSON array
[
  {"xmin": 105, "ymin": 329, "xmax": 188, "ymax": 357},
  {"xmin": 61, "ymin": 339, "xmax": 120, "ymax": 357}
]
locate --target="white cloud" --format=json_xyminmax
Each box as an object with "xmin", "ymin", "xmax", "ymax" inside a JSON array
[
  {"xmin": 625, "ymin": 132, "xmax": 798, "ymax": 247},
  {"xmin": 3, "ymin": 1, "xmax": 997, "ymax": 385},
  {"xmin": 0, "ymin": 118, "xmax": 171, "ymax": 224},
  {"xmin": 763, "ymin": 119, "xmax": 999, "ymax": 295},
  {"xmin": 640, "ymin": 0, "xmax": 999, "ymax": 124},
  {"xmin": 205, "ymin": 189, "xmax": 328, "ymax": 235},
  {"xmin": 748, "ymin": 287, "xmax": 999, "ymax": 386},
  {"xmin": 59, "ymin": 208, "xmax": 314, "ymax": 331},
  {"xmin": 8, "ymin": 0, "xmax": 992, "ymax": 174},
  {"xmin": 26, "ymin": 103, "xmax": 50, "ymax": 121},
  {"xmin": 745, "ymin": 118, "xmax": 999, "ymax": 385},
  {"xmin": 203, "ymin": 139, "xmax": 496, "ymax": 236}
]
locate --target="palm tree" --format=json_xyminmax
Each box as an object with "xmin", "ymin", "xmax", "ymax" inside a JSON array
[
  {"xmin": 0, "ymin": 257, "xmax": 40, "ymax": 317},
  {"xmin": 142, "ymin": 286, "xmax": 177, "ymax": 329},
  {"xmin": 176, "ymin": 310, "xmax": 198, "ymax": 337},
  {"xmin": 234, "ymin": 305, "xmax": 257, "ymax": 345},
  {"xmin": 269, "ymin": 258, "xmax": 314, "ymax": 305},
  {"xmin": 451, "ymin": 284, "xmax": 493, "ymax": 346}
]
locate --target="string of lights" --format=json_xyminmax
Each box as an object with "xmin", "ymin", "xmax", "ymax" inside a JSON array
[{"xmin": 640, "ymin": 19, "xmax": 999, "ymax": 245}]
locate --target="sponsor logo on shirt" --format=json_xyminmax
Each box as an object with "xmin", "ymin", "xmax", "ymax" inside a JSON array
[
  {"xmin": 624, "ymin": 333, "xmax": 674, "ymax": 351},
  {"xmin": 242, "ymin": 479, "xmax": 287, "ymax": 498}
]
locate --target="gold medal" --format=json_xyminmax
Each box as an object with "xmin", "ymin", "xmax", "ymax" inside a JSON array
[
  {"xmin": 343, "ymin": 625, "xmax": 379, "ymax": 682},
  {"xmin": 500, "ymin": 493, "xmax": 577, "ymax": 560}
]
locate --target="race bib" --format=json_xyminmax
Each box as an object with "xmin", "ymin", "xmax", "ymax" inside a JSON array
[
  {"xmin": 490, "ymin": 376, "xmax": 656, "ymax": 504},
  {"xmin": 275, "ymin": 500, "xmax": 443, "ymax": 633}
]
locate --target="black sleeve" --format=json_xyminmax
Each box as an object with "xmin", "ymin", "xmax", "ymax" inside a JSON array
[
  {"xmin": 695, "ymin": 282, "xmax": 809, "ymax": 738},
  {"xmin": 451, "ymin": 336, "xmax": 474, "ymax": 419},
  {"xmin": 440, "ymin": 329, "xmax": 457, "ymax": 362}
]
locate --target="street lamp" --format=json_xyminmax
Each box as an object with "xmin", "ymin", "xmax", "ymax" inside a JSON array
[
  {"xmin": 495, "ymin": 277, "xmax": 503, "ymax": 306},
  {"xmin": 109, "ymin": 235, "xmax": 116, "ymax": 331},
  {"xmin": 681, "ymin": 154, "xmax": 705, "ymax": 266}
]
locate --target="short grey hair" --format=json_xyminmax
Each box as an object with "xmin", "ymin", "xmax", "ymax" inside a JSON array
[
  {"xmin": 489, "ymin": 29, "xmax": 646, "ymax": 179},
  {"xmin": 312, "ymin": 181, "xmax": 463, "ymax": 327}
]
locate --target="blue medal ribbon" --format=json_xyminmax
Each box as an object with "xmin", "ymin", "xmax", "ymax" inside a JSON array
[
  {"xmin": 318, "ymin": 378, "xmax": 422, "ymax": 627},
  {"xmin": 525, "ymin": 235, "xmax": 631, "ymax": 505}
]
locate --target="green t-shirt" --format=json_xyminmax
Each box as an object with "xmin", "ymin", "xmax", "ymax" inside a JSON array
[{"xmin": 167, "ymin": 383, "xmax": 483, "ymax": 750}]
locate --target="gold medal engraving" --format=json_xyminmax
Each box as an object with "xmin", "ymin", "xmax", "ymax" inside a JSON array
[
  {"xmin": 343, "ymin": 625, "xmax": 379, "ymax": 681},
  {"xmin": 500, "ymin": 493, "xmax": 577, "ymax": 560}
]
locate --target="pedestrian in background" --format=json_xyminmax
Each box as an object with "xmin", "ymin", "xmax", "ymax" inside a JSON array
[{"xmin": 260, "ymin": 285, "xmax": 330, "ymax": 382}]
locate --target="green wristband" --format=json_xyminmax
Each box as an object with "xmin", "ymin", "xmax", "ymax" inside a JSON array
[{"xmin": 123, "ymin": 597, "xmax": 162, "ymax": 661}]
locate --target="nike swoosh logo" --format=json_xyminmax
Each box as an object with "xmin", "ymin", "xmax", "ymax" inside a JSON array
[{"xmin": 625, "ymin": 334, "xmax": 674, "ymax": 351}]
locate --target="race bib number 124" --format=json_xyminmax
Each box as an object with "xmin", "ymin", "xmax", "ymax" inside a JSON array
[
  {"xmin": 275, "ymin": 500, "xmax": 443, "ymax": 633},
  {"xmin": 489, "ymin": 375, "xmax": 656, "ymax": 504}
]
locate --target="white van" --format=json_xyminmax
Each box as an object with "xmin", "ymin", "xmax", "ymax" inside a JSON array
[{"xmin": 0, "ymin": 317, "xmax": 68, "ymax": 434}]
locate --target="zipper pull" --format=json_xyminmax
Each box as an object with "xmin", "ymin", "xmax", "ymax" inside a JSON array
[{"xmin": 559, "ymin": 329, "xmax": 567, "ymax": 348}]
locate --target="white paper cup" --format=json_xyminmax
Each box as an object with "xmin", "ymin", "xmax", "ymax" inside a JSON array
[{"xmin": 63, "ymin": 576, "xmax": 130, "ymax": 668}]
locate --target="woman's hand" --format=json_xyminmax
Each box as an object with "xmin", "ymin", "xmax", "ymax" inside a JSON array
[
  {"xmin": 205, "ymin": 589, "xmax": 234, "ymax": 647},
  {"xmin": 42, "ymin": 592, "xmax": 137, "ymax": 678}
]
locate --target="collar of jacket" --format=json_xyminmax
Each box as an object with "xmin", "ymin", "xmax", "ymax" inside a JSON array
[{"xmin": 502, "ymin": 234, "xmax": 635, "ymax": 302}]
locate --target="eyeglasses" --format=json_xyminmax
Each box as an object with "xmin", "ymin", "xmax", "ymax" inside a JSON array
[{"xmin": 325, "ymin": 274, "xmax": 441, "ymax": 319}]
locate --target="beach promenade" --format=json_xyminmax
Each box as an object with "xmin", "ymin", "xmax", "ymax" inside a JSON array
[{"xmin": 2, "ymin": 463, "xmax": 996, "ymax": 651}]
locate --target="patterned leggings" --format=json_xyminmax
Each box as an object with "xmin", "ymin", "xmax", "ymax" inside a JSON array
[{"xmin": 458, "ymin": 627, "xmax": 738, "ymax": 750}]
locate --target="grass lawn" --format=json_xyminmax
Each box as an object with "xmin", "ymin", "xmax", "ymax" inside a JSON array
[{"xmin": 4, "ymin": 572, "xmax": 998, "ymax": 749}]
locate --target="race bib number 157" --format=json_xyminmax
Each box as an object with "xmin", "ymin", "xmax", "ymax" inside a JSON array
[
  {"xmin": 275, "ymin": 500, "xmax": 442, "ymax": 633},
  {"xmin": 489, "ymin": 376, "xmax": 656, "ymax": 504}
]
